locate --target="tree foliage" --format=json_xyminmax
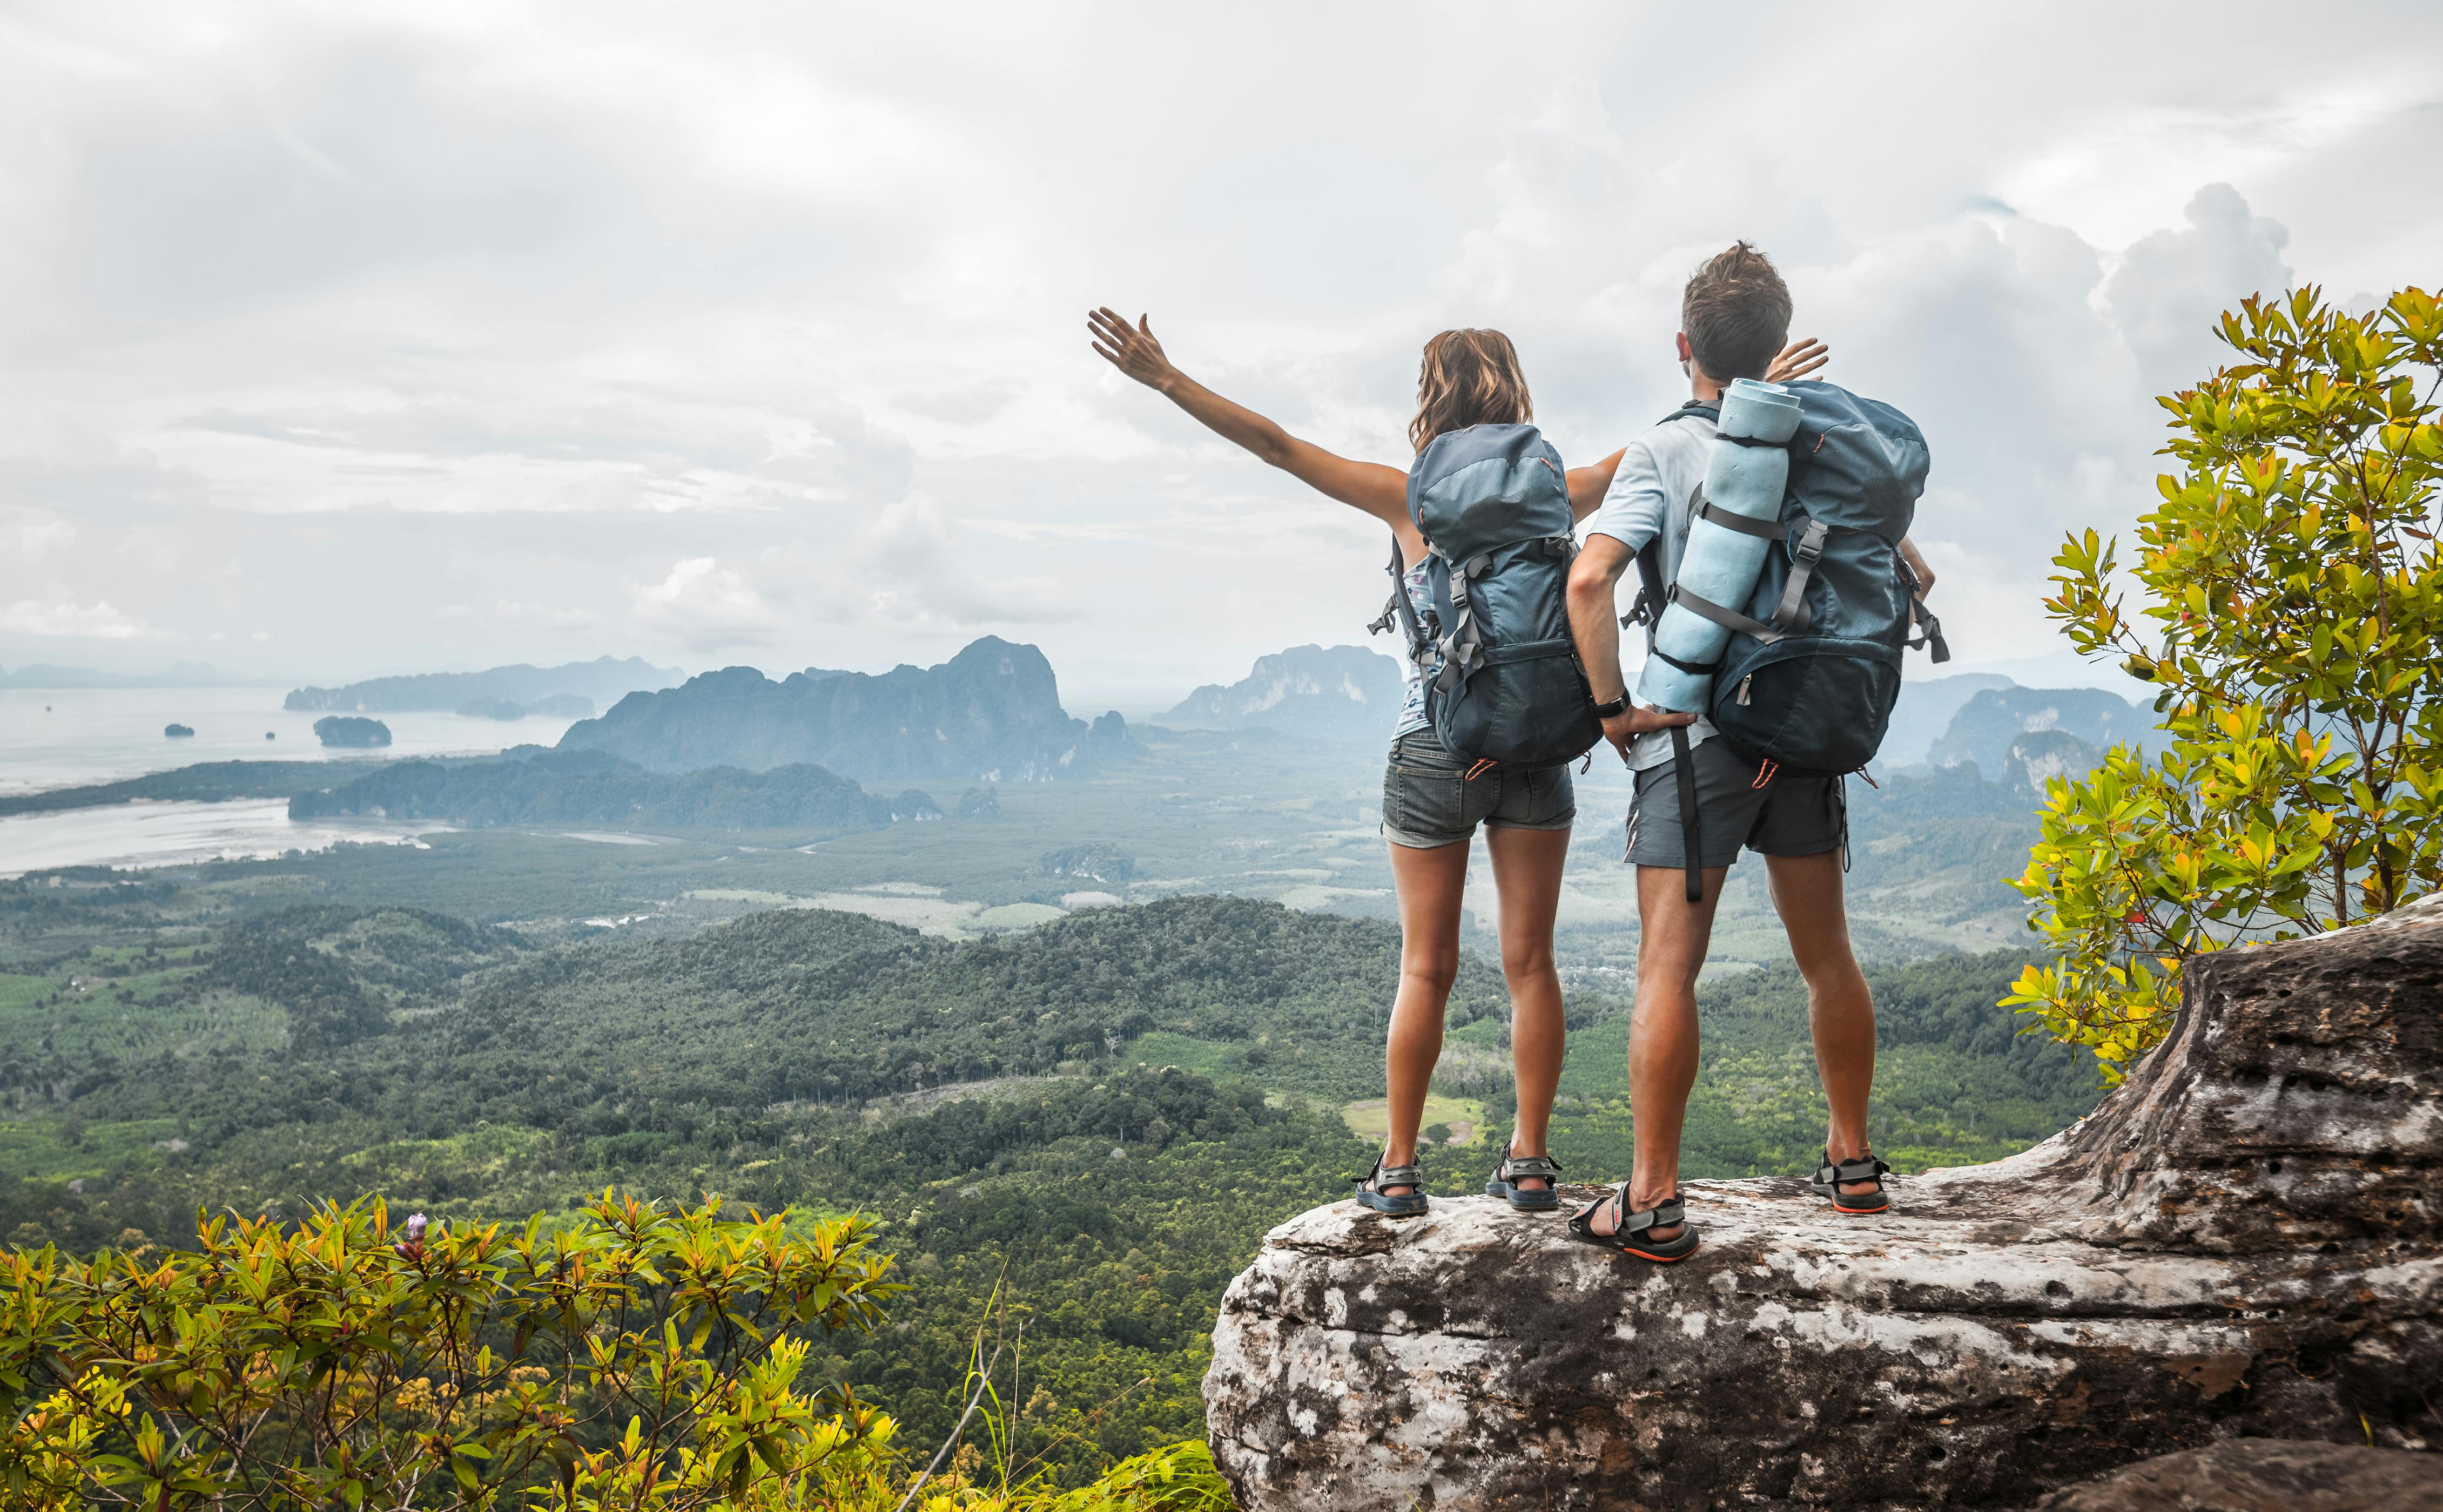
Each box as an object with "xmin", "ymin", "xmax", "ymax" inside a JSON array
[
  {"xmin": 2, "ymin": 1193, "xmax": 907, "ymax": 1509},
  {"xmin": 2009, "ymin": 286, "xmax": 2443, "ymax": 1075},
  {"xmin": 0, "ymin": 1194, "xmax": 1231, "ymax": 1511}
]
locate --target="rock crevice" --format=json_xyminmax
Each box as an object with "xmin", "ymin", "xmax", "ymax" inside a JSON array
[{"xmin": 1202, "ymin": 897, "xmax": 2443, "ymax": 1509}]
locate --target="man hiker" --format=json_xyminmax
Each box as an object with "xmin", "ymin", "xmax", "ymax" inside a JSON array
[{"xmin": 1562, "ymin": 241, "xmax": 1937, "ymax": 1258}]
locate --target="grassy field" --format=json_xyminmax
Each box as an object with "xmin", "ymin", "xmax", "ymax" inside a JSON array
[{"xmin": 1339, "ymin": 1095, "xmax": 1488, "ymax": 1147}]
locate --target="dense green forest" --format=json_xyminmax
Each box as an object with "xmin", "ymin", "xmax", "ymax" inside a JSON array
[
  {"xmin": 0, "ymin": 854, "xmax": 2097, "ymax": 1482},
  {"xmin": 289, "ymin": 747, "xmax": 908, "ymax": 838}
]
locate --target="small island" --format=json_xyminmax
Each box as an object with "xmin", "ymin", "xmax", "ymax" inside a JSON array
[
  {"xmin": 163, "ymin": 723, "xmax": 194, "ymax": 738},
  {"xmin": 312, "ymin": 716, "xmax": 393, "ymax": 748}
]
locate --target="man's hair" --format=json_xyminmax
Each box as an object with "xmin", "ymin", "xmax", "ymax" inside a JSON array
[
  {"xmin": 1410, "ymin": 329, "xmax": 1533, "ymax": 452},
  {"xmin": 1681, "ymin": 242, "xmax": 1792, "ymax": 382}
]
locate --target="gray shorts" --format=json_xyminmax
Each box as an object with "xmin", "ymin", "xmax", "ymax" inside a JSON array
[
  {"xmin": 1626, "ymin": 737, "xmax": 1845, "ymax": 869},
  {"xmin": 1381, "ymin": 732, "xmax": 1576, "ymax": 850}
]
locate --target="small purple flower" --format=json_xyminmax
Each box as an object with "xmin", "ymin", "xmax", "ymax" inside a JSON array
[{"xmin": 394, "ymin": 1212, "xmax": 430, "ymax": 1260}]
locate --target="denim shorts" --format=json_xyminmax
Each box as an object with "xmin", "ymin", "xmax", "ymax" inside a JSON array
[
  {"xmin": 1626, "ymin": 736, "xmax": 1844, "ymax": 869},
  {"xmin": 1380, "ymin": 732, "xmax": 1576, "ymax": 850}
]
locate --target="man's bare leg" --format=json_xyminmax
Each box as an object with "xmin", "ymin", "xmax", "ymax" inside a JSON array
[
  {"xmin": 1377, "ymin": 836, "xmax": 1472, "ymax": 1196},
  {"xmin": 1765, "ymin": 848, "xmax": 1880, "ymax": 1197},
  {"xmin": 1585, "ymin": 861, "xmax": 1728, "ymax": 1238},
  {"xmin": 1485, "ymin": 824, "xmax": 1571, "ymax": 1191}
]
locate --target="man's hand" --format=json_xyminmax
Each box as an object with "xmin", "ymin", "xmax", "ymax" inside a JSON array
[
  {"xmin": 1765, "ymin": 336, "xmax": 1830, "ymax": 384},
  {"xmin": 1600, "ymin": 703, "xmax": 1696, "ymax": 764},
  {"xmin": 1088, "ymin": 308, "xmax": 1180, "ymax": 392}
]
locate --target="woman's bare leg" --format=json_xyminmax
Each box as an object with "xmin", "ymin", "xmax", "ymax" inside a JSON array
[
  {"xmin": 1484, "ymin": 824, "xmax": 1571, "ymax": 1190},
  {"xmin": 1379, "ymin": 836, "xmax": 1472, "ymax": 1194}
]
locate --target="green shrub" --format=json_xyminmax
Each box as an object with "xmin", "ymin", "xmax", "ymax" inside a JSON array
[{"xmin": 0, "ymin": 1191, "xmax": 1230, "ymax": 1509}]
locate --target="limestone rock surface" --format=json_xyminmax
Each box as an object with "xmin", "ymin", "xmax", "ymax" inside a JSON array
[
  {"xmin": 1203, "ymin": 896, "xmax": 2443, "ymax": 1510},
  {"xmin": 2035, "ymin": 1437, "xmax": 2443, "ymax": 1510}
]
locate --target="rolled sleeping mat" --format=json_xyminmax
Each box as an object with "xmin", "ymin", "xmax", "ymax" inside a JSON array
[{"xmin": 1635, "ymin": 377, "xmax": 1805, "ymax": 713}]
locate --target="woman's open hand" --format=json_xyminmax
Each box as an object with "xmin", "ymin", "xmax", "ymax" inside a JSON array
[
  {"xmin": 1089, "ymin": 308, "xmax": 1178, "ymax": 392},
  {"xmin": 1765, "ymin": 336, "xmax": 1830, "ymax": 384}
]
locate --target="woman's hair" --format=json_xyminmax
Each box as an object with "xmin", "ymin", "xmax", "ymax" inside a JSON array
[{"xmin": 1409, "ymin": 329, "xmax": 1533, "ymax": 451}]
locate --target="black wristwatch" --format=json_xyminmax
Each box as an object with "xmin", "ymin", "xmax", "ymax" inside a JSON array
[{"xmin": 1591, "ymin": 694, "xmax": 1629, "ymax": 720}]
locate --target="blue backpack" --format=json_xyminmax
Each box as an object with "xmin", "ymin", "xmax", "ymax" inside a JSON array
[
  {"xmin": 1370, "ymin": 423, "xmax": 1600, "ymax": 769},
  {"xmin": 1631, "ymin": 384, "xmax": 1948, "ymax": 775}
]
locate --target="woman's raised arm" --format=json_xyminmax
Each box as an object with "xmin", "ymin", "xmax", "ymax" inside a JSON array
[
  {"xmin": 1089, "ymin": 308, "xmax": 1416, "ymax": 552},
  {"xmin": 1567, "ymin": 449, "xmax": 1627, "ymax": 521}
]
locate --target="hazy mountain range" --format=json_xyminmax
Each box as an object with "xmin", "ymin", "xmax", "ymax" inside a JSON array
[
  {"xmin": 555, "ymin": 637, "xmax": 1125, "ymax": 784},
  {"xmin": 37, "ymin": 640, "xmax": 2156, "ymax": 811},
  {"xmin": 1160, "ymin": 644, "xmax": 1405, "ymax": 743},
  {"xmin": 283, "ymin": 657, "xmax": 682, "ymax": 713},
  {"xmin": 537, "ymin": 639, "xmax": 2153, "ymax": 788},
  {"xmin": 0, "ymin": 662, "xmax": 252, "ymax": 689}
]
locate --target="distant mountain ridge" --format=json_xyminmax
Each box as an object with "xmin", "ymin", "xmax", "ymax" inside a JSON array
[
  {"xmin": 284, "ymin": 657, "xmax": 682, "ymax": 713},
  {"xmin": 0, "ymin": 662, "xmax": 244, "ymax": 689},
  {"xmin": 1928, "ymin": 685, "xmax": 2163, "ymax": 779},
  {"xmin": 1996, "ymin": 728, "xmax": 2108, "ymax": 796},
  {"xmin": 555, "ymin": 637, "xmax": 1101, "ymax": 782},
  {"xmin": 1162, "ymin": 644, "xmax": 1405, "ymax": 742},
  {"xmin": 1880, "ymin": 673, "xmax": 2016, "ymax": 767}
]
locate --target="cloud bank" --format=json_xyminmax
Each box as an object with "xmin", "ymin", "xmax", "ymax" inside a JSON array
[{"xmin": 0, "ymin": 1, "xmax": 2433, "ymax": 707}]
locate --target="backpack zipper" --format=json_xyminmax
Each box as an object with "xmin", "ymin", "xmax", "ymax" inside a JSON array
[{"xmin": 1737, "ymin": 675, "xmax": 1753, "ymax": 706}]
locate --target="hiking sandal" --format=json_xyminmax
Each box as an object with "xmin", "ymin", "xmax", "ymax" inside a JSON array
[
  {"xmin": 1565, "ymin": 1183, "xmax": 1699, "ymax": 1262},
  {"xmin": 1811, "ymin": 1150, "xmax": 1892, "ymax": 1214},
  {"xmin": 1354, "ymin": 1155, "xmax": 1428, "ymax": 1217},
  {"xmin": 1484, "ymin": 1150, "xmax": 1563, "ymax": 1212}
]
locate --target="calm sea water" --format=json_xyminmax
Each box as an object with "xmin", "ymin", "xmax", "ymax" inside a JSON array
[{"xmin": 0, "ymin": 686, "xmax": 582, "ymax": 875}]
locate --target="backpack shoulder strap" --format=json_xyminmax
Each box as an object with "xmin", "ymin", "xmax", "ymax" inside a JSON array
[
  {"xmin": 1367, "ymin": 538, "xmax": 1432, "ymax": 665},
  {"xmin": 1615, "ymin": 409, "xmax": 1715, "ymax": 640},
  {"xmin": 1628, "ymin": 536, "xmax": 1667, "ymax": 646}
]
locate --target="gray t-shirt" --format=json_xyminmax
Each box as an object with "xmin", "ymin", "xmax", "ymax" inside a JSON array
[{"xmin": 1584, "ymin": 410, "xmax": 1720, "ymax": 772}]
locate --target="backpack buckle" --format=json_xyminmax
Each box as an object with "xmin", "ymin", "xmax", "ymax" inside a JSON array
[{"xmin": 1790, "ymin": 518, "xmax": 1829, "ymax": 568}]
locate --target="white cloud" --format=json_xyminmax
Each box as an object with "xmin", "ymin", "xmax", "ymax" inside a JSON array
[
  {"xmin": 2102, "ymin": 184, "xmax": 2294, "ymax": 400},
  {"xmin": 1, "ymin": 598, "xmax": 163, "ymax": 638},
  {"xmin": 0, "ymin": 3, "xmax": 2432, "ymax": 690},
  {"xmin": 5, "ymin": 515, "xmax": 75, "ymax": 558},
  {"xmin": 629, "ymin": 557, "xmax": 784, "ymax": 652}
]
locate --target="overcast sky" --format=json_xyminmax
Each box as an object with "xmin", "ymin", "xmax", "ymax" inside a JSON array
[{"xmin": 3, "ymin": 2, "xmax": 2437, "ymax": 710}]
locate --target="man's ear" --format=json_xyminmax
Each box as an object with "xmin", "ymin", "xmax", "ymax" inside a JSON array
[{"xmin": 1675, "ymin": 332, "xmax": 1693, "ymax": 363}]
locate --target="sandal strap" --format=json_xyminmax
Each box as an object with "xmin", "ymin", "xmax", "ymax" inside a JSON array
[
  {"xmin": 1620, "ymin": 1194, "xmax": 1685, "ymax": 1234},
  {"xmin": 1358, "ymin": 1162, "xmax": 1423, "ymax": 1189},
  {"xmin": 1819, "ymin": 1153, "xmax": 1890, "ymax": 1184},
  {"xmin": 1500, "ymin": 1155, "xmax": 1562, "ymax": 1179}
]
